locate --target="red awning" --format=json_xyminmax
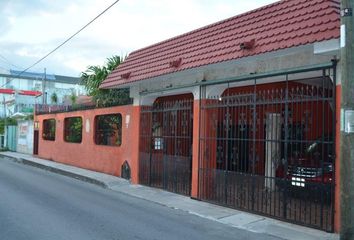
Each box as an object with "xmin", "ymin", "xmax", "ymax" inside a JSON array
[{"xmin": 0, "ymin": 89, "xmax": 42, "ymax": 96}]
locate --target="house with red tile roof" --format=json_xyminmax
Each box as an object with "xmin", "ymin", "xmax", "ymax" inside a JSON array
[
  {"xmin": 102, "ymin": 0, "xmax": 339, "ymax": 89},
  {"xmin": 102, "ymin": 0, "xmax": 341, "ymax": 232},
  {"xmin": 34, "ymin": 0, "xmax": 342, "ymax": 233}
]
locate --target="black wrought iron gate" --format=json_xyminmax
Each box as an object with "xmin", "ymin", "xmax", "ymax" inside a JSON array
[
  {"xmin": 199, "ymin": 64, "xmax": 336, "ymax": 232},
  {"xmin": 139, "ymin": 97, "xmax": 193, "ymax": 196}
]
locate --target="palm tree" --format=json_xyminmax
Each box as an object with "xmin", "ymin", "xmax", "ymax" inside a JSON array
[
  {"xmin": 80, "ymin": 55, "xmax": 129, "ymax": 106},
  {"xmin": 106, "ymin": 55, "xmax": 123, "ymax": 72},
  {"xmin": 81, "ymin": 55, "xmax": 123, "ymax": 95}
]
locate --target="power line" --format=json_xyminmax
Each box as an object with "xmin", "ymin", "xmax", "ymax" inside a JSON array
[
  {"xmin": 0, "ymin": 53, "xmax": 22, "ymax": 70},
  {"xmin": 1, "ymin": 0, "xmax": 120, "ymax": 88},
  {"xmin": 0, "ymin": 65, "xmax": 9, "ymax": 71}
]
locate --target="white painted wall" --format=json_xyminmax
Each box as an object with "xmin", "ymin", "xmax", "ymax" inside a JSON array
[{"xmin": 16, "ymin": 120, "xmax": 34, "ymax": 155}]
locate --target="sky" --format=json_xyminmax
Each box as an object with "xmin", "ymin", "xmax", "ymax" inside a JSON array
[{"xmin": 0, "ymin": 0, "xmax": 278, "ymax": 77}]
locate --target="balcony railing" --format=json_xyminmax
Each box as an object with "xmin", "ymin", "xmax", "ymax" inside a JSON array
[{"xmin": 35, "ymin": 98, "xmax": 133, "ymax": 115}]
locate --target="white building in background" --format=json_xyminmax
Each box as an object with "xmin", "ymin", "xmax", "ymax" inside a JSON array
[{"xmin": 0, "ymin": 69, "xmax": 85, "ymax": 117}]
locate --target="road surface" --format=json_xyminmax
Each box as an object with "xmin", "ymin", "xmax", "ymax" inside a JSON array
[{"xmin": 0, "ymin": 159, "xmax": 281, "ymax": 240}]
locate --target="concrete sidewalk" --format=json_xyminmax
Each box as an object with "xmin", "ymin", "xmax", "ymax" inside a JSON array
[{"xmin": 0, "ymin": 151, "xmax": 338, "ymax": 240}]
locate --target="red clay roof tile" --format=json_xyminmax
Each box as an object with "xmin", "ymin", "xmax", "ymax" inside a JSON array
[{"xmin": 101, "ymin": 0, "xmax": 340, "ymax": 88}]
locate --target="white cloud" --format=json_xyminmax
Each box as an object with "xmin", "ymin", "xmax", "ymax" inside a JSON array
[{"xmin": 0, "ymin": 0, "xmax": 278, "ymax": 76}]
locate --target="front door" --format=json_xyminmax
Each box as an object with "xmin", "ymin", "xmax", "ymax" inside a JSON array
[{"xmin": 33, "ymin": 130, "xmax": 39, "ymax": 155}]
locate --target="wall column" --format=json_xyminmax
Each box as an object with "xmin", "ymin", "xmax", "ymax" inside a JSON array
[
  {"xmin": 129, "ymin": 105, "xmax": 141, "ymax": 184},
  {"xmin": 191, "ymin": 87, "xmax": 201, "ymax": 198}
]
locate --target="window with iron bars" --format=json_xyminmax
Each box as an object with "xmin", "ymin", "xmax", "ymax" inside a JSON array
[
  {"xmin": 95, "ymin": 114, "xmax": 122, "ymax": 146},
  {"xmin": 42, "ymin": 119, "xmax": 56, "ymax": 141},
  {"xmin": 64, "ymin": 117, "xmax": 82, "ymax": 143}
]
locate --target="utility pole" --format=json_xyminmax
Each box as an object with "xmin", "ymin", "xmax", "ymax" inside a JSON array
[
  {"xmin": 340, "ymin": 0, "xmax": 354, "ymax": 239},
  {"xmin": 3, "ymin": 96, "xmax": 7, "ymax": 148},
  {"xmin": 42, "ymin": 68, "xmax": 47, "ymax": 104}
]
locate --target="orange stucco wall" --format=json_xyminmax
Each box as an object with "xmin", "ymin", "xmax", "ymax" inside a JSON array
[{"xmin": 35, "ymin": 105, "xmax": 140, "ymax": 184}]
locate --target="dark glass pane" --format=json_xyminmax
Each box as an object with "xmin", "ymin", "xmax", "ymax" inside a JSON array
[
  {"xmin": 64, "ymin": 117, "xmax": 82, "ymax": 143},
  {"xmin": 95, "ymin": 114, "xmax": 122, "ymax": 146},
  {"xmin": 42, "ymin": 119, "xmax": 56, "ymax": 141}
]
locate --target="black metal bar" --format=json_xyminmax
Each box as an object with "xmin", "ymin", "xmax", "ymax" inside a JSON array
[
  {"xmin": 331, "ymin": 61, "xmax": 337, "ymax": 232},
  {"xmin": 283, "ymin": 73, "xmax": 289, "ymax": 219},
  {"xmin": 224, "ymin": 83, "xmax": 230, "ymax": 205},
  {"xmin": 148, "ymin": 109, "xmax": 153, "ymax": 186},
  {"xmin": 252, "ymin": 78, "xmax": 257, "ymax": 211},
  {"xmin": 35, "ymin": 98, "xmax": 133, "ymax": 115},
  {"xmin": 320, "ymin": 69, "xmax": 326, "ymax": 229},
  {"xmin": 174, "ymin": 107, "xmax": 178, "ymax": 193}
]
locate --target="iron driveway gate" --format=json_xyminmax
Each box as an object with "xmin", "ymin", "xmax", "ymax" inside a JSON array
[
  {"xmin": 139, "ymin": 98, "xmax": 193, "ymax": 196},
  {"xmin": 199, "ymin": 64, "xmax": 336, "ymax": 232}
]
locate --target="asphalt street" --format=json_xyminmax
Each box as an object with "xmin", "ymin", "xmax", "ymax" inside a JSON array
[{"xmin": 0, "ymin": 159, "xmax": 282, "ymax": 240}]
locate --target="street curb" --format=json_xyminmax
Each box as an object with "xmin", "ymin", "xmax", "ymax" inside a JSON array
[{"xmin": 1, "ymin": 155, "xmax": 108, "ymax": 188}]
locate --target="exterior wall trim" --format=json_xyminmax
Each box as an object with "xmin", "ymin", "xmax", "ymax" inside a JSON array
[{"xmin": 140, "ymin": 62, "xmax": 336, "ymax": 96}]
